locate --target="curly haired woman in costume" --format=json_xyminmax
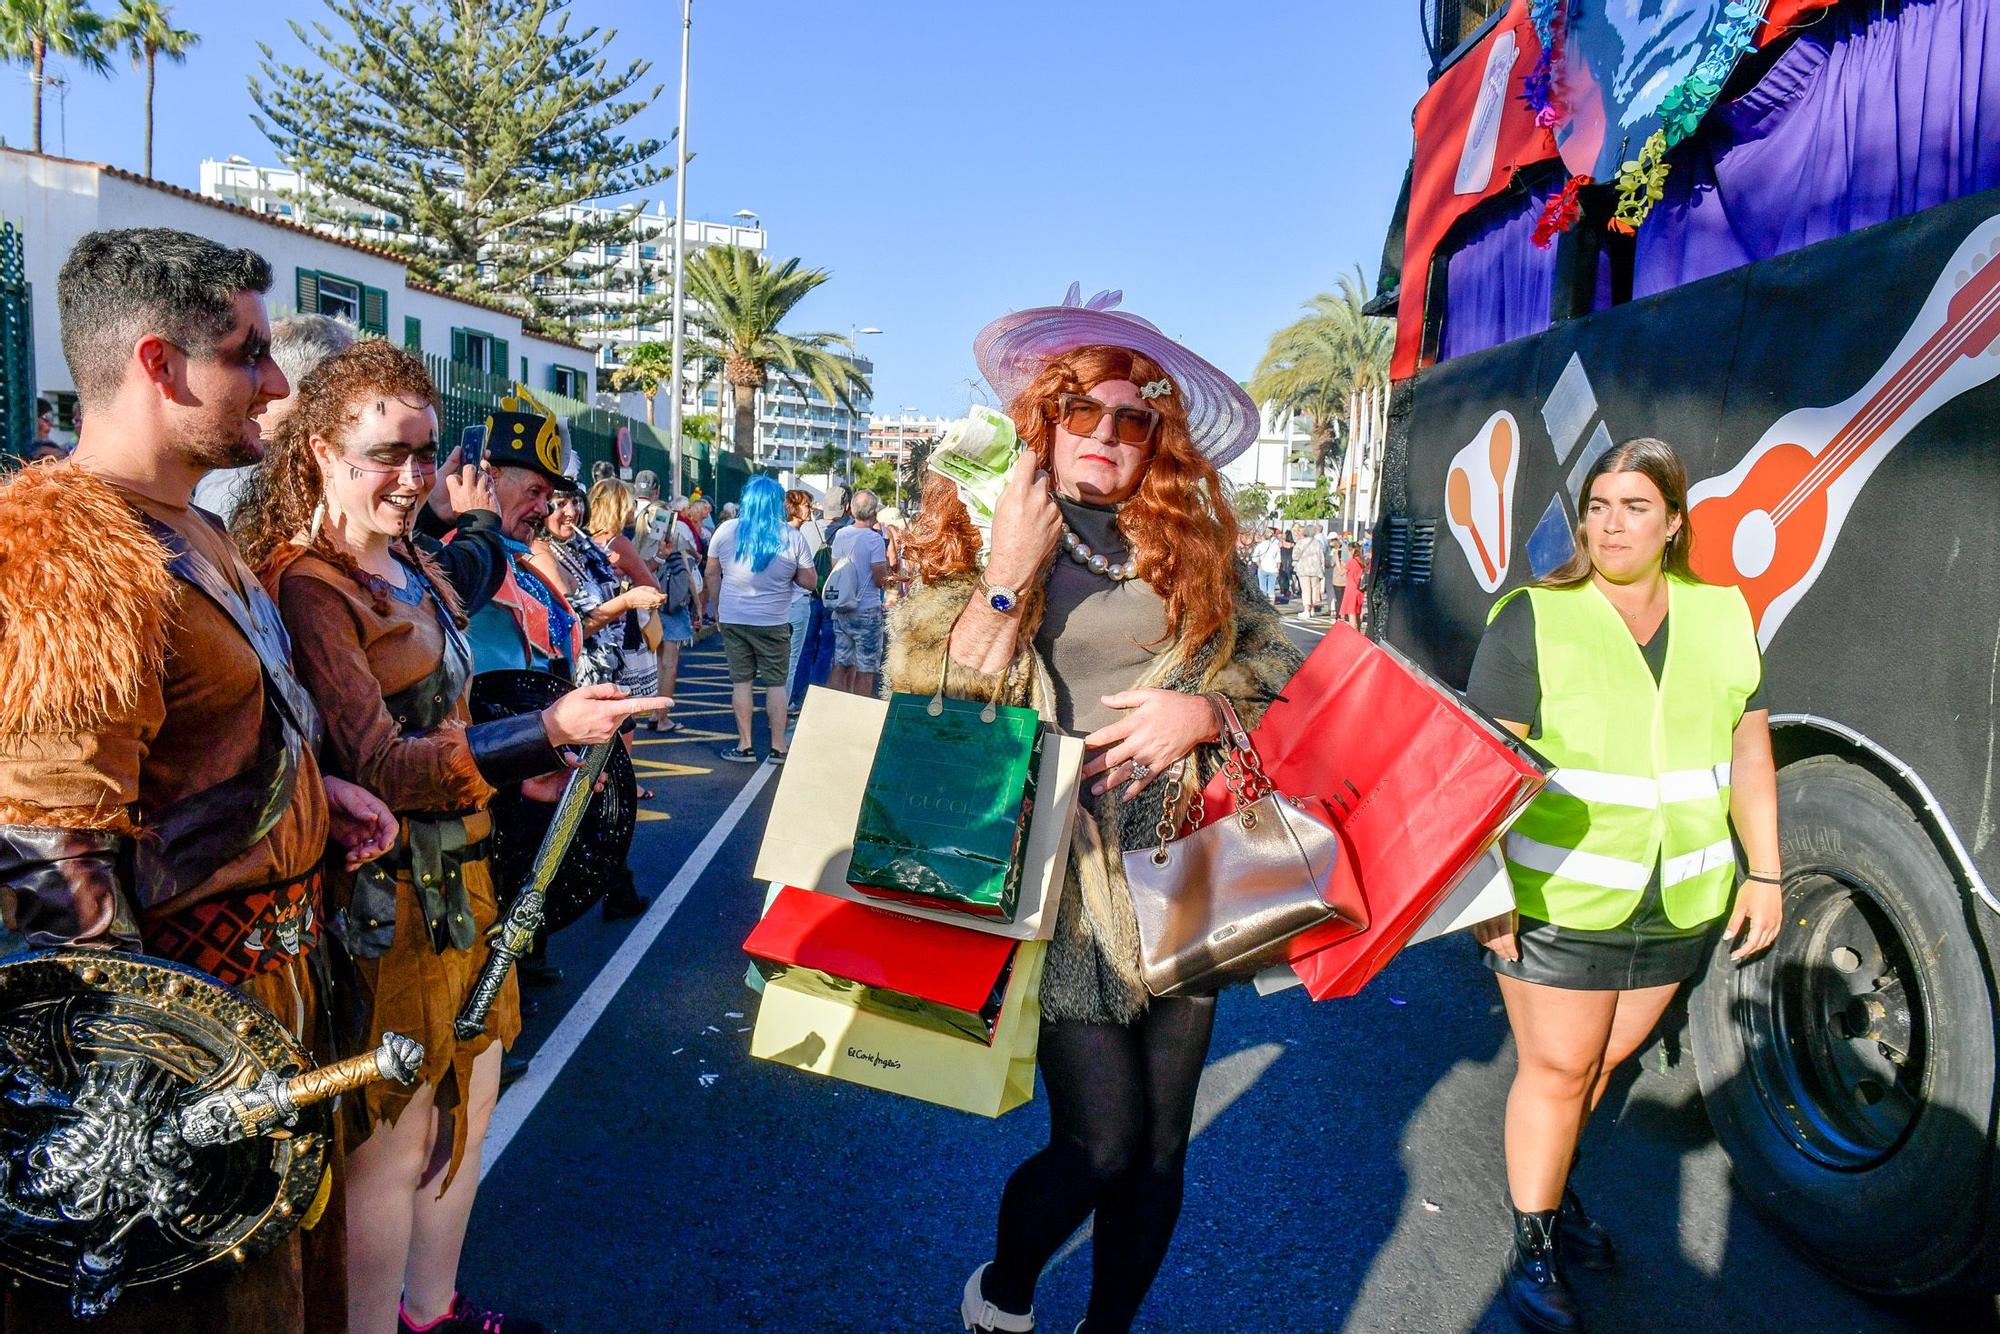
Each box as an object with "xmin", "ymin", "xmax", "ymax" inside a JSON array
[
  {"xmin": 235, "ymin": 341, "xmax": 663, "ymax": 1334},
  {"xmin": 895, "ymin": 295, "xmax": 1301, "ymax": 1334}
]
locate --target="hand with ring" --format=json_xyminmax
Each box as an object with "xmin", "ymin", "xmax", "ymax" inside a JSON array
[{"xmin": 1081, "ymin": 689, "xmax": 1220, "ymax": 800}]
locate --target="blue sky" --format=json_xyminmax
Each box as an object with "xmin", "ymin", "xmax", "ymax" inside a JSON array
[{"xmin": 2, "ymin": 0, "xmax": 1431, "ymax": 416}]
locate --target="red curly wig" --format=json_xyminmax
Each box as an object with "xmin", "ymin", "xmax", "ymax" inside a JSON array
[{"xmin": 904, "ymin": 344, "xmax": 1241, "ymax": 648}]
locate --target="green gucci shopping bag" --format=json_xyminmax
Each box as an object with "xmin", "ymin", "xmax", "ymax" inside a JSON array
[{"xmin": 847, "ymin": 669, "xmax": 1044, "ymax": 921}]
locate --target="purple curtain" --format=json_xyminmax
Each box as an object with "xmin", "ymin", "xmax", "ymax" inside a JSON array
[
  {"xmin": 1635, "ymin": 0, "xmax": 2000, "ymax": 295},
  {"xmin": 1438, "ymin": 176, "xmax": 1565, "ymax": 361},
  {"xmin": 1438, "ymin": 176, "xmax": 1615, "ymax": 361}
]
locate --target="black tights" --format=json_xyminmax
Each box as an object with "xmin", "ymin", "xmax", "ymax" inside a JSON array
[{"xmin": 984, "ymin": 994, "xmax": 1218, "ymax": 1333}]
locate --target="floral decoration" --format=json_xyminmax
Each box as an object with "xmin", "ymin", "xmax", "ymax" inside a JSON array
[
  {"xmin": 1609, "ymin": 1, "xmax": 1769, "ymax": 230},
  {"xmin": 1532, "ymin": 174, "xmax": 1592, "ymax": 249}
]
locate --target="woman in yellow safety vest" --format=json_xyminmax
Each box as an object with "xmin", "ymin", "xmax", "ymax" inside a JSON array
[{"xmin": 1465, "ymin": 437, "xmax": 1781, "ymax": 1334}]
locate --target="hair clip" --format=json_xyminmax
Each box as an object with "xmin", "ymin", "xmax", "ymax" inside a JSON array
[{"xmin": 1140, "ymin": 378, "xmax": 1174, "ymax": 400}]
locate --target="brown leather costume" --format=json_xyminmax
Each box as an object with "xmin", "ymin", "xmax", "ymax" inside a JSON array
[
  {"xmin": 0, "ymin": 461, "xmax": 341, "ymax": 1333},
  {"xmin": 266, "ymin": 545, "xmax": 545, "ymax": 1187}
]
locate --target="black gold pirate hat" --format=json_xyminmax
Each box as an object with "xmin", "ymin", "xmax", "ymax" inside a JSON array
[{"xmin": 484, "ymin": 385, "xmax": 579, "ymax": 492}]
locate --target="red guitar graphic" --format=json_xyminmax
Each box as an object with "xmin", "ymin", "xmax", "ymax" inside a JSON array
[{"xmin": 1689, "ymin": 214, "xmax": 2000, "ymax": 645}]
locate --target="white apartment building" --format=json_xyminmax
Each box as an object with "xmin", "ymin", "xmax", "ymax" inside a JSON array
[
  {"xmin": 4, "ymin": 149, "xmax": 596, "ymax": 419},
  {"xmin": 199, "ymin": 156, "xmax": 766, "ymax": 359},
  {"xmin": 867, "ymin": 412, "xmax": 953, "ymax": 463},
  {"xmin": 1221, "ymin": 401, "xmax": 1318, "ymax": 496},
  {"xmin": 688, "ymin": 348, "xmax": 876, "ymax": 473},
  {"xmin": 200, "ymin": 156, "xmax": 873, "ymax": 466}
]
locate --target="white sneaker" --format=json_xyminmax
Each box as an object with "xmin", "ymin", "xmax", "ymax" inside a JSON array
[{"xmin": 960, "ymin": 1262, "xmax": 1035, "ymax": 1332}]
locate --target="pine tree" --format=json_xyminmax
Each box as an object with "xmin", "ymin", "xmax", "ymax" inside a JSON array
[{"xmin": 250, "ymin": 0, "xmax": 672, "ymax": 341}]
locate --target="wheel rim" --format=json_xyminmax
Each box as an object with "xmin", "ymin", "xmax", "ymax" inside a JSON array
[{"xmin": 1732, "ymin": 868, "xmax": 1928, "ymax": 1169}]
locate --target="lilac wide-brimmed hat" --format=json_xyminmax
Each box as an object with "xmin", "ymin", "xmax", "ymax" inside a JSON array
[{"xmin": 972, "ymin": 284, "xmax": 1260, "ymax": 467}]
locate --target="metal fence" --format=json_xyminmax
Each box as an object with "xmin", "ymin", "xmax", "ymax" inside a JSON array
[
  {"xmin": 424, "ymin": 354, "xmax": 753, "ymax": 506},
  {"xmin": 0, "ymin": 222, "xmax": 34, "ymax": 454}
]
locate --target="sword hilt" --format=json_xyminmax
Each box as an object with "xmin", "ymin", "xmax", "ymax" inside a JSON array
[
  {"xmin": 453, "ymin": 888, "xmax": 544, "ymax": 1041},
  {"xmin": 174, "ymin": 1031, "xmax": 425, "ymax": 1148},
  {"xmin": 450, "ymin": 738, "xmax": 615, "ymax": 1042}
]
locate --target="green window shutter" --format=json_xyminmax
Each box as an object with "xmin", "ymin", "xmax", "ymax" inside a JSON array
[
  {"xmin": 296, "ymin": 268, "xmax": 320, "ymax": 314},
  {"xmin": 491, "ymin": 337, "xmax": 510, "ymax": 378},
  {"xmin": 547, "ymin": 363, "xmax": 562, "ymax": 393},
  {"xmin": 403, "ymin": 315, "xmax": 421, "ymax": 350},
  {"xmin": 519, "ymin": 354, "xmax": 528, "ymax": 383},
  {"xmin": 450, "ymin": 327, "xmax": 467, "ymax": 365},
  {"xmin": 361, "ymin": 286, "xmax": 388, "ymax": 335}
]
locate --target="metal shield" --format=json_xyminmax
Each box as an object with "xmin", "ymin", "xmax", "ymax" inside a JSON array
[
  {"xmin": 468, "ymin": 669, "xmax": 639, "ymax": 932},
  {"xmin": 0, "ymin": 949, "xmax": 328, "ymax": 1316}
]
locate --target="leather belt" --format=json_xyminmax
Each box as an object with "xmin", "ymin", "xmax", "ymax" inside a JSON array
[
  {"xmin": 145, "ymin": 865, "xmax": 325, "ymax": 987},
  {"xmin": 339, "ymin": 815, "xmax": 492, "ymax": 960}
]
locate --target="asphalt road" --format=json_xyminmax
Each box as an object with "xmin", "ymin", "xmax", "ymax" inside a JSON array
[{"xmin": 461, "ymin": 626, "xmax": 1995, "ymax": 1333}]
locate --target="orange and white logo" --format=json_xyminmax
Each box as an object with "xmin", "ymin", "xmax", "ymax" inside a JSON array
[{"xmin": 1445, "ymin": 411, "xmax": 1519, "ymax": 593}]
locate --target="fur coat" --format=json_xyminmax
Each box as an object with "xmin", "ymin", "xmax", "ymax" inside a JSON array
[{"xmin": 883, "ymin": 558, "xmax": 1303, "ymax": 1024}]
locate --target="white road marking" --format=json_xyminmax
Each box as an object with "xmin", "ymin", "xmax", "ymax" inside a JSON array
[{"xmin": 480, "ymin": 762, "xmax": 778, "ymax": 1179}]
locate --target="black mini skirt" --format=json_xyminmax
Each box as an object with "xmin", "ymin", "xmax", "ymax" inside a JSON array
[{"xmin": 1483, "ymin": 871, "xmax": 1718, "ymax": 992}]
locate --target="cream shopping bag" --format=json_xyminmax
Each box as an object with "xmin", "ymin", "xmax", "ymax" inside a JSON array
[{"xmin": 749, "ymin": 941, "xmax": 1045, "ymax": 1117}]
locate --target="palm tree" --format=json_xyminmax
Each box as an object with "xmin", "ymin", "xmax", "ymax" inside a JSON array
[
  {"xmin": 1249, "ymin": 266, "xmax": 1394, "ymax": 482},
  {"xmin": 0, "ymin": 0, "xmax": 111, "ymax": 154},
  {"xmin": 105, "ymin": 0, "xmax": 194, "ymax": 179},
  {"xmin": 608, "ymin": 340, "xmax": 675, "ymax": 426},
  {"xmin": 681, "ymin": 245, "xmax": 870, "ymax": 461}
]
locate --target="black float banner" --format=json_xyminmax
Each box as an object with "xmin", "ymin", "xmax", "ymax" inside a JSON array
[{"xmin": 1386, "ymin": 185, "xmax": 2000, "ymax": 892}]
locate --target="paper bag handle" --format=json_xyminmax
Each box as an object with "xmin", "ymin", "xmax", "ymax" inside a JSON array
[{"xmin": 932, "ymin": 620, "xmax": 1014, "ymax": 724}]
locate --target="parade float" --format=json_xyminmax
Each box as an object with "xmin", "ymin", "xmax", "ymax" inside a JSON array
[{"xmin": 1375, "ymin": 0, "xmax": 2000, "ymax": 1294}]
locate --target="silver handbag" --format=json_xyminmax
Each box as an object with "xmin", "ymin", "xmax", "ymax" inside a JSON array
[{"xmin": 1123, "ymin": 696, "xmax": 1361, "ymax": 997}]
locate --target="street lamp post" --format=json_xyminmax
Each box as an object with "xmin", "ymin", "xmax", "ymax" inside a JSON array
[
  {"xmin": 664, "ymin": 0, "xmax": 694, "ymax": 501},
  {"xmin": 893, "ymin": 404, "xmax": 920, "ymax": 509},
  {"xmin": 846, "ymin": 324, "xmax": 881, "ymax": 486}
]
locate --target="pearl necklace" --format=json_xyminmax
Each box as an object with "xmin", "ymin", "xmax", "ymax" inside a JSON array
[{"xmin": 1059, "ymin": 519, "xmax": 1138, "ymax": 581}]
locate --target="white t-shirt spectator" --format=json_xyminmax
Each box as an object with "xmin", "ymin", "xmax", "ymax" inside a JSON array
[
  {"xmin": 830, "ymin": 523, "xmax": 890, "ymax": 613},
  {"xmin": 1253, "ymin": 537, "xmax": 1283, "ymax": 574},
  {"xmin": 709, "ymin": 518, "xmax": 814, "ymax": 627}
]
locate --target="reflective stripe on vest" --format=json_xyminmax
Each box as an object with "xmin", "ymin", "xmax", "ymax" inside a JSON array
[
  {"xmin": 1546, "ymin": 762, "xmax": 1733, "ymax": 809},
  {"xmin": 1492, "ymin": 578, "xmax": 1760, "ymax": 931}
]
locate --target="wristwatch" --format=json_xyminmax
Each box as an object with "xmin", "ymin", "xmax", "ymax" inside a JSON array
[{"xmin": 977, "ymin": 575, "xmax": 1020, "ymax": 614}]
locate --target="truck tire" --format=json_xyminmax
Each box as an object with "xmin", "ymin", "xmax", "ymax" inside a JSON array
[{"xmin": 1688, "ymin": 754, "xmax": 1998, "ymax": 1294}]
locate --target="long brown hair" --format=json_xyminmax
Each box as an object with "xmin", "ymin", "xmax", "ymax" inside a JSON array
[
  {"xmin": 903, "ymin": 344, "xmax": 1240, "ymax": 647},
  {"xmin": 232, "ymin": 339, "xmax": 464, "ymax": 623},
  {"xmin": 1540, "ymin": 436, "xmax": 1698, "ymax": 589}
]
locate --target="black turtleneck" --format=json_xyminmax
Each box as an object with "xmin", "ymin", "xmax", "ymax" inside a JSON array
[{"xmin": 1033, "ymin": 496, "xmax": 1170, "ymax": 736}]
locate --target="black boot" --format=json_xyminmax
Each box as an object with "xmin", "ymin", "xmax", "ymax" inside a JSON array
[
  {"xmin": 1504, "ymin": 1207, "xmax": 1584, "ymax": 1333},
  {"xmin": 1558, "ymin": 1182, "xmax": 1616, "ymax": 1271},
  {"xmin": 602, "ymin": 867, "xmax": 650, "ymax": 922}
]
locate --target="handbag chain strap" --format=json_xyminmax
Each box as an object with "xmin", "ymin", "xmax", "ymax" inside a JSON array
[{"xmin": 1148, "ymin": 693, "xmax": 1271, "ymax": 866}]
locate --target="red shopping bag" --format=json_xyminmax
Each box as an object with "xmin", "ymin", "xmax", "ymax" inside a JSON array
[
  {"xmin": 744, "ymin": 887, "xmax": 1020, "ymax": 1042},
  {"xmin": 1200, "ymin": 626, "xmax": 1546, "ymax": 998}
]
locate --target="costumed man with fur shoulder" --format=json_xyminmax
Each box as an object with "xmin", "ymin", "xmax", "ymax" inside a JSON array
[{"xmin": 0, "ymin": 228, "xmax": 401, "ymax": 1332}]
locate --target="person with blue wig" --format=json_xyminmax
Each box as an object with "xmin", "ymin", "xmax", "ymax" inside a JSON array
[{"xmin": 704, "ymin": 474, "xmax": 817, "ymax": 762}]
